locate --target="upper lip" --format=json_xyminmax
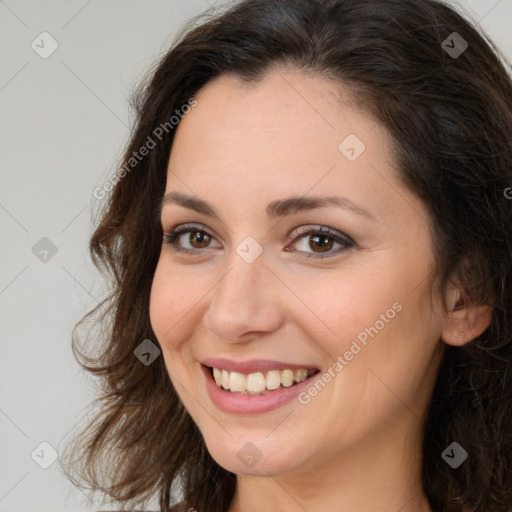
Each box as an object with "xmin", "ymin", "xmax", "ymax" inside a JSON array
[{"xmin": 201, "ymin": 358, "xmax": 319, "ymax": 374}]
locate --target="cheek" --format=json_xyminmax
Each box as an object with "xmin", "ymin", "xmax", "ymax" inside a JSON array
[
  {"xmin": 149, "ymin": 261, "xmax": 204, "ymax": 352},
  {"xmin": 149, "ymin": 269, "xmax": 174, "ymax": 346},
  {"xmin": 285, "ymin": 264, "xmax": 397, "ymax": 350},
  {"xmin": 149, "ymin": 265, "xmax": 201, "ymax": 401},
  {"xmin": 292, "ymin": 260, "xmax": 438, "ymax": 391}
]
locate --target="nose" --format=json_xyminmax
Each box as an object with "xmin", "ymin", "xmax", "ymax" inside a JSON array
[{"xmin": 204, "ymin": 252, "xmax": 284, "ymax": 343}]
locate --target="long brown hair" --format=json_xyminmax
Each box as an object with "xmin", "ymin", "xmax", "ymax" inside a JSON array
[{"xmin": 60, "ymin": 1, "xmax": 512, "ymax": 511}]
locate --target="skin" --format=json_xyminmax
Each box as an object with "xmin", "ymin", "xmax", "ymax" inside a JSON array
[{"xmin": 149, "ymin": 68, "xmax": 491, "ymax": 512}]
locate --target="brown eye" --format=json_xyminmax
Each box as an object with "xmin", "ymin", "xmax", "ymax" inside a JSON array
[
  {"xmin": 163, "ymin": 224, "xmax": 220, "ymax": 254},
  {"xmin": 187, "ymin": 231, "xmax": 211, "ymax": 248},
  {"xmin": 308, "ymin": 234, "xmax": 334, "ymax": 253},
  {"xmin": 288, "ymin": 226, "xmax": 355, "ymax": 259},
  {"xmin": 163, "ymin": 223, "xmax": 355, "ymax": 259}
]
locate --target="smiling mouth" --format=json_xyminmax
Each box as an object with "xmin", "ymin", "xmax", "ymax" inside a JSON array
[{"xmin": 206, "ymin": 366, "xmax": 320, "ymax": 395}]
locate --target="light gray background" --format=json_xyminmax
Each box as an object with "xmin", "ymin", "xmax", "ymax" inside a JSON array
[{"xmin": 1, "ymin": 1, "xmax": 511, "ymax": 511}]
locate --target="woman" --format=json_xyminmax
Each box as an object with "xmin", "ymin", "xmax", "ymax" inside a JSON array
[{"xmin": 61, "ymin": 1, "xmax": 512, "ymax": 511}]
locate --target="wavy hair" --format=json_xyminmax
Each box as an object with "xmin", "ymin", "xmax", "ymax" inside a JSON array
[{"xmin": 60, "ymin": 1, "xmax": 512, "ymax": 511}]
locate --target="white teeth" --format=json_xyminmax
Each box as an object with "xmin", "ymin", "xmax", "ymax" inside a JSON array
[
  {"xmin": 246, "ymin": 372, "xmax": 266, "ymax": 394},
  {"xmin": 294, "ymin": 369, "xmax": 308, "ymax": 383},
  {"xmin": 281, "ymin": 369, "xmax": 295, "ymax": 387},
  {"xmin": 213, "ymin": 367, "xmax": 222, "ymax": 386},
  {"xmin": 266, "ymin": 370, "xmax": 281, "ymax": 390},
  {"xmin": 211, "ymin": 366, "xmax": 313, "ymax": 394},
  {"xmin": 221, "ymin": 369, "xmax": 230, "ymax": 389},
  {"xmin": 229, "ymin": 371, "xmax": 246, "ymax": 393}
]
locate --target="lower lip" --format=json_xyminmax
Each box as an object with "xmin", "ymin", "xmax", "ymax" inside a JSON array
[{"xmin": 201, "ymin": 364, "xmax": 319, "ymax": 414}]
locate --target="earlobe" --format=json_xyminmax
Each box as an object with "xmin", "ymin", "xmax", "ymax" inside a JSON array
[{"xmin": 441, "ymin": 288, "xmax": 493, "ymax": 346}]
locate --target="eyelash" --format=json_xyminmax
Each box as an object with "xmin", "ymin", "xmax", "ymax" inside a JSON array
[{"xmin": 162, "ymin": 223, "xmax": 355, "ymax": 259}]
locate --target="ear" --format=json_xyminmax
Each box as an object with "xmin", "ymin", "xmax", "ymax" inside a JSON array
[{"xmin": 441, "ymin": 283, "xmax": 492, "ymax": 347}]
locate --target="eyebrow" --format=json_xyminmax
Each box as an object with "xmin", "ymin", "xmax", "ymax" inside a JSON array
[{"xmin": 159, "ymin": 191, "xmax": 374, "ymax": 220}]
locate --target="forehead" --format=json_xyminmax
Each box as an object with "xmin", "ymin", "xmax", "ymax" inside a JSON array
[
  {"xmin": 168, "ymin": 70, "xmax": 389, "ymax": 178},
  {"xmin": 176, "ymin": 70, "xmax": 364, "ymax": 141},
  {"xmin": 163, "ymin": 69, "xmax": 419, "ymax": 229}
]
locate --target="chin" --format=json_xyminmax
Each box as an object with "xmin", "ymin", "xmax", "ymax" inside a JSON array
[{"xmin": 201, "ymin": 428, "xmax": 309, "ymax": 477}]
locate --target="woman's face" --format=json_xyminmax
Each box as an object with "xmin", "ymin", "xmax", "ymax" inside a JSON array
[{"xmin": 149, "ymin": 69, "xmax": 446, "ymax": 479}]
